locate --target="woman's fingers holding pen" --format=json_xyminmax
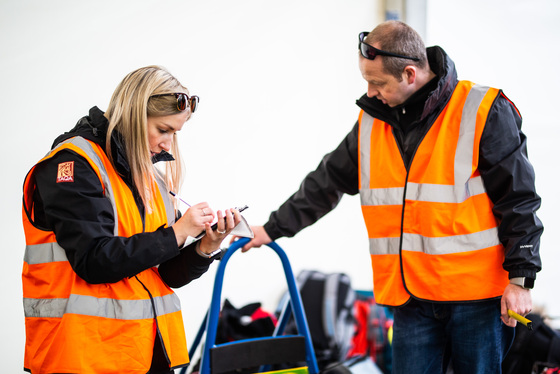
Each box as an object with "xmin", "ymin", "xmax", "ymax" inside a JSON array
[
  {"xmin": 174, "ymin": 202, "xmax": 214, "ymax": 243},
  {"xmin": 190, "ymin": 202, "xmax": 215, "ymax": 224}
]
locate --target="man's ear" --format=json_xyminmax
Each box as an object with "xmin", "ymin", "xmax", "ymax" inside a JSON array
[{"xmin": 403, "ymin": 65, "xmax": 417, "ymax": 84}]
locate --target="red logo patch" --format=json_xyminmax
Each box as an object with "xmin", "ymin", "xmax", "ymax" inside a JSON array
[{"xmin": 57, "ymin": 161, "xmax": 74, "ymax": 183}]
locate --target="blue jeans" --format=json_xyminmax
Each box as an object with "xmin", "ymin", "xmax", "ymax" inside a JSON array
[{"xmin": 391, "ymin": 298, "xmax": 514, "ymax": 374}]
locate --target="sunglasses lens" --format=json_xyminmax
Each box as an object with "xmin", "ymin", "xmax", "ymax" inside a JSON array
[
  {"xmin": 361, "ymin": 43, "xmax": 376, "ymax": 60},
  {"xmin": 176, "ymin": 94, "xmax": 187, "ymax": 111},
  {"xmin": 190, "ymin": 96, "xmax": 199, "ymax": 113}
]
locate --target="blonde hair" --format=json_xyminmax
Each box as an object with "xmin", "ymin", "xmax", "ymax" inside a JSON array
[{"xmin": 105, "ymin": 65, "xmax": 189, "ymax": 210}]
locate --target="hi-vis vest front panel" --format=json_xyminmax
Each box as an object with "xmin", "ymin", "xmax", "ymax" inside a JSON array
[
  {"xmin": 22, "ymin": 137, "xmax": 188, "ymax": 374},
  {"xmin": 358, "ymin": 81, "xmax": 509, "ymax": 307}
]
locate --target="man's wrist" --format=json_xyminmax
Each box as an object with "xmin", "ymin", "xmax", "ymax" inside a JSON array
[
  {"xmin": 263, "ymin": 222, "xmax": 282, "ymax": 242},
  {"xmin": 510, "ymin": 277, "xmax": 535, "ymax": 290}
]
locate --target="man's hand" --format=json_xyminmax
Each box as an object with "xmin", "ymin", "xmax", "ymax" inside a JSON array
[
  {"xmin": 501, "ymin": 283, "xmax": 533, "ymax": 327},
  {"xmin": 231, "ymin": 225, "xmax": 272, "ymax": 253}
]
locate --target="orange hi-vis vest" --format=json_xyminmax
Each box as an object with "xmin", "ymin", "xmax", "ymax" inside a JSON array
[
  {"xmin": 22, "ymin": 137, "xmax": 188, "ymax": 374},
  {"xmin": 358, "ymin": 81, "xmax": 510, "ymax": 307}
]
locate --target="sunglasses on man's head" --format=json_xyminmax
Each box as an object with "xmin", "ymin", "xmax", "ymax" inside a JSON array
[
  {"xmin": 358, "ymin": 32, "xmax": 420, "ymax": 62},
  {"xmin": 151, "ymin": 93, "xmax": 199, "ymax": 113}
]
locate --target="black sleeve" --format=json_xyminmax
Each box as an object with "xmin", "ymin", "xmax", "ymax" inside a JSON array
[
  {"xmin": 264, "ymin": 121, "xmax": 360, "ymax": 240},
  {"xmin": 479, "ymin": 92, "xmax": 543, "ymax": 279},
  {"xmin": 33, "ymin": 150, "xmax": 182, "ymax": 284},
  {"xmin": 158, "ymin": 242, "xmax": 214, "ymax": 288}
]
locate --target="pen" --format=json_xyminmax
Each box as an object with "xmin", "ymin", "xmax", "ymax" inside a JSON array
[
  {"xmin": 508, "ymin": 309, "xmax": 533, "ymax": 330},
  {"xmin": 169, "ymin": 191, "xmax": 191, "ymax": 207}
]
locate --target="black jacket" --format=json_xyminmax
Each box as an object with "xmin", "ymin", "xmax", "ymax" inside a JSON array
[
  {"xmin": 264, "ymin": 46, "xmax": 542, "ymax": 280},
  {"xmin": 29, "ymin": 106, "xmax": 213, "ymax": 288}
]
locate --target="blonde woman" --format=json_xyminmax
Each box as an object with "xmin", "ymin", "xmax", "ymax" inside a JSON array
[{"xmin": 22, "ymin": 65, "xmax": 240, "ymax": 374}]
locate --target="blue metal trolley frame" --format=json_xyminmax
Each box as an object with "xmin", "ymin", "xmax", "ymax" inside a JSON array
[{"xmin": 180, "ymin": 238, "xmax": 319, "ymax": 374}]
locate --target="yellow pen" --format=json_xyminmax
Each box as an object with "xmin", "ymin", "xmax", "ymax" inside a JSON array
[{"xmin": 508, "ymin": 310, "xmax": 533, "ymax": 330}]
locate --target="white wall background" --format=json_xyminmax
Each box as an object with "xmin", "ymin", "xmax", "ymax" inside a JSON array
[{"xmin": 1, "ymin": 0, "xmax": 558, "ymax": 372}]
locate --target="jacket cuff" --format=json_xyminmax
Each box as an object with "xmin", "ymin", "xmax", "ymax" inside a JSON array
[
  {"xmin": 263, "ymin": 221, "xmax": 282, "ymax": 241},
  {"xmin": 508, "ymin": 269, "xmax": 537, "ymax": 280},
  {"xmin": 160, "ymin": 225, "xmax": 182, "ymax": 255}
]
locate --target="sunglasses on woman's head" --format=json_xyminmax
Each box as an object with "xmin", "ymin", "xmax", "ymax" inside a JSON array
[
  {"xmin": 358, "ymin": 32, "xmax": 420, "ymax": 62},
  {"xmin": 151, "ymin": 93, "xmax": 199, "ymax": 113}
]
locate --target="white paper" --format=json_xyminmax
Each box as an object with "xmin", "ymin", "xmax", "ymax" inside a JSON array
[{"xmin": 230, "ymin": 214, "xmax": 254, "ymax": 238}]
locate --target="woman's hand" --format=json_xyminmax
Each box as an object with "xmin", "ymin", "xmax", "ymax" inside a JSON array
[
  {"xmin": 172, "ymin": 202, "xmax": 215, "ymax": 247},
  {"xmin": 198, "ymin": 208, "xmax": 242, "ymax": 255}
]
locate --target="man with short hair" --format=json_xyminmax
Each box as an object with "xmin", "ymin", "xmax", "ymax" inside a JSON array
[{"xmin": 240, "ymin": 21, "xmax": 543, "ymax": 373}]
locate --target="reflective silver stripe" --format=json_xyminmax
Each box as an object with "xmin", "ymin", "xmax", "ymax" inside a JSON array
[
  {"xmin": 359, "ymin": 112, "xmax": 374, "ymax": 190},
  {"xmin": 154, "ymin": 168, "xmax": 176, "ymax": 225},
  {"xmin": 360, "ymin": 177, "xmax": 486, "ymax": 205},
  {"xmin": 55, "ymin": 137, "xmax": 119, "ymax": 235},
  {"xmin": 153, "ymin": 292, "xmax": 181, "ymax": 316},
  {"xmin": 24, "ymin": 242, "xmax": 68, "ymax": 265},
  {"xmin": 369, "ymin": 237, "xmax": 401, "ymax": 255},
  {"xmin": 369, "ymin": 228, "xmax": 500, "ymax": 256},
  {"xmin": 24, "ymin": 293, "xmax": 181, "ymax": 319},
  {"xmin": 360, "ymin": 187, "xmax": 404, "ymax": 206},
  {"xmin": 403, "ymin": 227, "xmax": 500, "ymax": 255},
  {"xmin": 454, "ymin": 85, "xmax": 490, "ymax": 184},
  {"xmin": 405, "ymin": 176, "xmax": 486, "ymax": 203},
  {"xmin": 23, "ymin": 298, "xmax": 69, "ymax": 318}
]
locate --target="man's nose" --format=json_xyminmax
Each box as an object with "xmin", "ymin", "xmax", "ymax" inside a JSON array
[{"xmin": 367, "ymin": 84, "xmax": 379, "ymax": 98}]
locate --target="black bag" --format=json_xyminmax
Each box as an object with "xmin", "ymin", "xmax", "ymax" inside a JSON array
[
  {"xmin": 280, "ymin": 270, "xmax": 356, "ymax": 370},
  {"xmin": 502, "ymin": 312, "xmax": 560, "ymax": 374},
  {"xmin": 190, "ymin": 299, "xmax": 278, "ymax": 374},
  {"xmin": 216, "ymin": 299, "xmax": 277, "ymax": 343}
]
